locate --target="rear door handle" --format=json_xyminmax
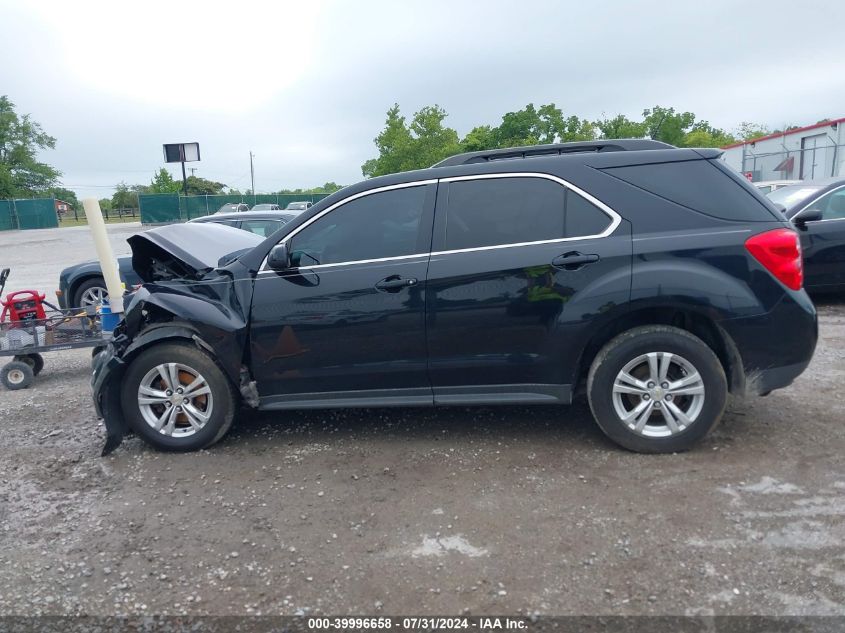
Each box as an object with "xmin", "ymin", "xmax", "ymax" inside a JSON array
[
  {"xmin": 375, "ymin": 276, "xmax": 418, "ymax": 292},
  {"xmin": 552, "ymin": 252, "xmax": 600, "ymax": 270}
]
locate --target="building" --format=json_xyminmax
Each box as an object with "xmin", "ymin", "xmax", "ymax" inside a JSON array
[
  {"xmin": 721, "ymin": 118, "xmax": 845, "ymax": 182},
  {"xmin": 54, "ymin": 199, "xmax": 72, "ymax": 216}
]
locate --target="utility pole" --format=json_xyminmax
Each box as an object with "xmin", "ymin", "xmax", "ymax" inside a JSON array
[
  {"xmin": 180, "ymin": 159, "xmax": 188, "ymax": 197},
  {"xmin": 189, "ymin": 168, "xmax": 197, "ymax": 177},
  {"xmin": 249, "ymin": 151, "xmax": 255, "ymax": 200}
]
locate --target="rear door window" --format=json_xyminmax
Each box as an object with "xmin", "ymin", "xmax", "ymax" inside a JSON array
[{"xmin": 442, "ymin": 176, "xmax": 612, "ymax": 251}]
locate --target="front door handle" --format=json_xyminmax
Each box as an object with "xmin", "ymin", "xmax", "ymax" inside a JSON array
[
  {"xmin": 375, "ymin": 276, "xmax": 418, "ymax": 292},
  {"xmin": 552, "ymin": 252, "xmax": 600, "ymax": 270}
]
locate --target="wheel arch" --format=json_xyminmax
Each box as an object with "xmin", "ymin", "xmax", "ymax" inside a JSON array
[
  {"xmin": 574, "ymin": 305, "xmax": 745, "ymax": 395},
  {"xmin": 68, "ymin": 273, "xmax": 106, "ymax": 305}
]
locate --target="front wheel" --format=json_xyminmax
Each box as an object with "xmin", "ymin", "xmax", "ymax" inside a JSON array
[
  {"xmin": 120, "ymin": 342, "xmax": 237, "ymax": 451},
  {"xmin": 587, "ymin": 325, "xmax": 727, "ymax": 453}
]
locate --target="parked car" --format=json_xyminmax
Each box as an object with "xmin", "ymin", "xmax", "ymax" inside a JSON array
[
  {"xmin": 93, "ymin": 139, "xmax": 817, "ymax": 456},
  {"xmin": 767, "ymin": 177, "xmax": 845, "ymax": 291},
  {"xmin": 57, "ymin": 211, "xmax": 299, "ymax": 308},
  {"xmin": 250, "ymin": 203, "xmax": 282, "ymax": 211},
  {"xmin": 285, "ymin": 201, "xmax": 313, "ymax": 211},
  {"xmin": 754, "ymin": 179, "xmax": 799, "ymax": 195},
  {"xmin": 216, "ymin": 203, "xmax": 250, "ymax": 214}
]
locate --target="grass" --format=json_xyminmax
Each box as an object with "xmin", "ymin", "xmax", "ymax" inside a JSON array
[{"xmin": 57, "ymin": 215, "xmax": 140, "ymax": 227}]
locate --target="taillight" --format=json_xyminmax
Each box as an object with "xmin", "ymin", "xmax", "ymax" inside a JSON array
[{"xmin": 745, "ymin": 228, "xmax": 803, "ymax": 291}]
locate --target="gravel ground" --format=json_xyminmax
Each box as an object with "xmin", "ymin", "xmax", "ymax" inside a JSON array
[{"xmin": 0, "ymin": 226, "xmax": 843, "ymax": 617}]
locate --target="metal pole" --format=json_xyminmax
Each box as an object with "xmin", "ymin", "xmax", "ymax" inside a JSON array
[
  {"xmin": 181, "ymin": 160, "xmax": 188, "ymax": 197},
  {"xmin": 250, "ymin": 151, "xmax": 255, "ymax": 197}
]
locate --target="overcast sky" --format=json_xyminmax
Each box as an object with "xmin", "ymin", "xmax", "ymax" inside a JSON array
[{"xmin": 3, "ymin": 0, "xmax": 844, "ymax": 199}]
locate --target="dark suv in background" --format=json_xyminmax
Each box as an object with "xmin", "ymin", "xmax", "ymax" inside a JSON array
[{"xmin": 93, "ymin": 140, "xmax": 817, "ymax": 455}]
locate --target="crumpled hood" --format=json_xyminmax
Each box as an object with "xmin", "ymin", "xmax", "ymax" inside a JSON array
[{"xmin": 128, "ymin": 222, "xmax": 263, "ymax": 282}]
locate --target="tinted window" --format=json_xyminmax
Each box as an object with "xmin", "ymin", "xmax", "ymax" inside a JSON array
[
  {"xmin": 444, "ymin": 177, "xmax": 611, "ymax": 250},
  {"xmin": 445, "ymin": 178, "xmax": 565, "ymax": 250},
  {"xmin": 565, "ymin": 189, "xmax": 612, "ymax": 238},
  {"xmin": 241, "ymin": 219, "xmax": 284, "ymax": 236},
  {"xmin": 290, "ymin": 186, "xmax": 426, "ymax": 266},
  {"xmin": 810, "ymin": 187, "xmax": 845, "ymax": 220},
  {"xmin": 210, "ymin": 219, "xmax": 239, "ymax": 229},
  {"xmin": 603, "ymin": 160, "xmax": 778, "ymax": 221}
]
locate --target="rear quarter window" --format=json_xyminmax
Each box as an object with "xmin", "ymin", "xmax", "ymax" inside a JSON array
[{"xmin": 602, "ymin": 159, "xmax": 779, "ymax": 222}]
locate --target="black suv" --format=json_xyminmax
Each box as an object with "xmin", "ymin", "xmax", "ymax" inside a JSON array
[{"xmin": 93, "ymin": 140, "xmax": 817, "ymax": 455}]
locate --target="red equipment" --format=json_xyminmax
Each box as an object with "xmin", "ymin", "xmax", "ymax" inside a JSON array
[
  {"xmin": 2, "ymin": 290, "xmax": 48, "ymax": 322},
  {"xmin": 0, "ymin": 269, "xmax": 50, "ymax": 322}
]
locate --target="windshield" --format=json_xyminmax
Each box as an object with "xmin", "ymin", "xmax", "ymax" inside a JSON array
[
  {"xmin": 766, "ymin": 184, "xmax": 824, "ymax": 211},
  {"xmin": 287, "ymin": 202, "xmax": 307, "ymax": 210}
]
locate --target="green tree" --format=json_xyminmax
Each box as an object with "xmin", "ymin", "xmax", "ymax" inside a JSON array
[
  {"xmin": 47, "ymin": 186, "xmax": 79, "ymax": 209},
  {"xmin": 681, "ymin": 121, "xmax": 736, "ymax": 147},
  {"xmin": 642, "ymin": 106, "xmax": 696, "ymax": 146},
  {"xmin": 460, "ymin": 125, "xmax": 498, "ymax": 152},
  {"xmin": 736, "ymin": 121, "xmax": 771, "ymax": 141},
  {"xmin": 277, "ymin": 182, "xmax": 344, "ymax": 194},
  {"xmin": 148, "ymin": 168, "xmax": 181, "ymax": 194},
  {"xmin": 492, "ymin": 103, "xmax": 594, "ymax": 146},
  {"xmin": 183, "ymin": 175, "xmax": 227, "ymax": 195},
  {"xmin": 98, "ymin": 198, "xmax": 113, "ymax": 211},
  {"xmin": 362, "ymin": 104, "xmax": 460, "ymax": 177},
  {"xmin": 594, "ymin": 114, "xmax": 647, "ymax": 139},
  {"xmin": 112, "ymin": 182, "xmax": 140, "ymax": 209},
  {"xmin": 0, "ymin": 95, "xmax": 61, "ymax": 198}
]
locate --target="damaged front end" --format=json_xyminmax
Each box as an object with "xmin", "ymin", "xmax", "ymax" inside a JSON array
[{"xmin": 93, "ymin": 223, "xmax": 262, "ymax": 455}]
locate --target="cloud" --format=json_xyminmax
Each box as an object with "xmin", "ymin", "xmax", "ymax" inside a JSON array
[{"xmin": 2, "ymin": 0, "xmax": 844, "ymax": 199}]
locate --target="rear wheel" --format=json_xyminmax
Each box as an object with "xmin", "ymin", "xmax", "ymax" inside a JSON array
[
  {"xmin": 15, "ymin": 353, "xmax": 44, "ymax": 376},
  {"xmin": 587, "ymin": 325, "xmax": 727, "ymax": 453},
  {"xmin": 120, "ymin": 342, "xmax": 237, "ymax": 451}
]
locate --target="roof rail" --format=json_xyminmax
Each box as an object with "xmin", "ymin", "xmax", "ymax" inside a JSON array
[{"xmin": 432, "ymin": 139, "xmax": 674, "ymax": 168}]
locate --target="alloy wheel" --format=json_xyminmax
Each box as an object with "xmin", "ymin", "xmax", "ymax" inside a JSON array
[
  {"xmin": 611, "ymin": 352, "xmax": 705, "ymax": 438},
  {"xmin": 137, "ymin": 363, "xmax": 214, "ymax": 438}
]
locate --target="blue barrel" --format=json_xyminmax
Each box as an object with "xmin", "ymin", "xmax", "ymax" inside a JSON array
[{"xmin": 100, "ymin": 299, "xmax": 120, "ymax": 332}]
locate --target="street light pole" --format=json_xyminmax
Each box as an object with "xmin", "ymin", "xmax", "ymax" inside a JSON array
[{"xmin": 249, "ymin": 151, "xmax": 255, "ymax": 201}]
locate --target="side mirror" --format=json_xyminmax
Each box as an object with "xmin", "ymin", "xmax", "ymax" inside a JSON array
[
  {"xmin": 794, "ymin": 207, "xmax": 823, "ymax": 229},
  {"xmin": 267, "ymin": 243, "xmax": 290, "ymax": 270}
]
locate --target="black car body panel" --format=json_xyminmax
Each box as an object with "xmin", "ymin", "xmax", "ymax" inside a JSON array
[
  {"xmin": 93, "ymin": 141, "xmax": 818, "ymax": 454},
  {"xmin": 58, "ymin": 257, "xmax": 141, "ymax": 309}
]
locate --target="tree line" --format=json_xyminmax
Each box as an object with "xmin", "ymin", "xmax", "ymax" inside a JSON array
[
  {"xmin": 360, "ymin": 102, "xmax": 803, "ymax": 177},
  {"xmin": 0, "ymin": 93, "xmax": 814, "ymax": 209}
]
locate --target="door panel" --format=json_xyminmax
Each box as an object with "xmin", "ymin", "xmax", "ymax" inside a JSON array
[
  {"xmin": 248, "ymin": 182, "xmax": 436, "ymax": 403},
  {"xmin": 425, "ymin": 229, "xmax": 632, "ymax": 394},
  {"xmin": 425, "ymin": 175, "xmax": 632, "ymax": 399},
  {"xmin": 801, "ymin": 220, "xmax": 845, "ymax": 289},
  {"xmin": 798, "ymin": 186, "xmax": 845, "ymax": 289},
  {"xmin": 250, "ymin": 258, "xmax": 431, "ymax": 400}
]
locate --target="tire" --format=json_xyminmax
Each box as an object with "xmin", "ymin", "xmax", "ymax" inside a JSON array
[
  {"xmin": 2, "ymin": 360, "xmax": 35, "ymax": 390},
  {"xmin": 120, "ymin": 342, "xmax": 237, "ymax": 452},
  {"xmin": 587, "ymin": 325, "xmax": 727, "ymax": 453},
  {"xmin": 15, "ymin": 353, "xmax": 45, "ymax": 376},
  {"xmin": 72, "ymin": 277, "xmax": 108, "ymax": 309}
]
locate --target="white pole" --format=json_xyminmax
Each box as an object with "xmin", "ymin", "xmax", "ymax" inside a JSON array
[{"xmin": 82, "ymin": 198, "xmax": 124, "ymax": 313}]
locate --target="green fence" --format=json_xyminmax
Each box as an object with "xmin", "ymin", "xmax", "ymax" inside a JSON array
[
  {"xmin": 0, "ymin": 198, "xmax": 59, "ymax": 231},
  {"xmin": 15, "ymin": 198, "xmax": 59, "ymax": 229},
  {"xmin": 0, "ymin": 201, "xmax": 14, "ymax": 231},
  {"xmin": 139, "ymin": 193, "xmax": 333, "ymax": 224}
]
